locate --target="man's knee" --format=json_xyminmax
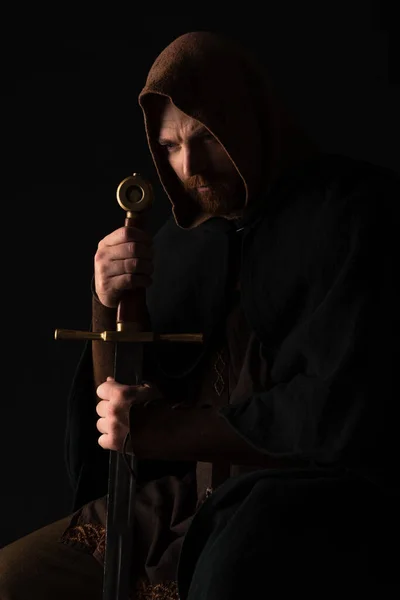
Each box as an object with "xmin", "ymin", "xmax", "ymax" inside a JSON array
[
  {"xmin": 0, "ymin": 517, "xmax": 103, "ymax": 600},
  {"xmin": 0, "ymin": 518, "xmax": 67, "ymax": 596}
]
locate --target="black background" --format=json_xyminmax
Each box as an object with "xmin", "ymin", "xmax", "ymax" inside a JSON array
[{"xmin": 2, "ymin": 3, "xmax": 398, "ymax": 548}]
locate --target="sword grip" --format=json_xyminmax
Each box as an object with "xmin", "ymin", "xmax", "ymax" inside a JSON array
[{"xmin": 117, "ymin": 213, "xmax": 150, "ymax": 333}]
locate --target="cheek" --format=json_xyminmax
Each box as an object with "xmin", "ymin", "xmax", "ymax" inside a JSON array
[{"xmin": 168, "ymin": 155, "xmax": 184, "ymax": 180}]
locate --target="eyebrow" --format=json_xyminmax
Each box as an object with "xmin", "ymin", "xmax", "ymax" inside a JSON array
[
  {"xmin": 158, "ymin": 126, "xmax": 211, "ymax": 145},
  {"xmin": 158, "ymin": 136, "xmax": 175, "ymax": 145}
]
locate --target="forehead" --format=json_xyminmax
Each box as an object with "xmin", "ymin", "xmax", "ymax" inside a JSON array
[{"xmin": 158, "ymin": 100, "xmax": 203, "ymax": 139}]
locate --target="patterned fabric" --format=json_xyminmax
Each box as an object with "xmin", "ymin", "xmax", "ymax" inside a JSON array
[
  {"xmin": 60, "ymin": 282, "xmax": 253, "ymax": 594},
  {"xmin": 61, "ymin": 522, "xmax": 105, "ymax": 556},
  {"xmin": 62, "ymin": 529, "xmax": 181, "ymax": 599},
  {"xmin": 213, "ymin": 349, "xmax": 226, "ymax": 396},
  {"xmin": 135, "ymin": 578, "xmax": 179, "ymax": 599}
]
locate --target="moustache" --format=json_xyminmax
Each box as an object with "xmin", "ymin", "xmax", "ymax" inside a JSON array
[{"xmin": 183, "ymin": 175, "xmax": 215, "ymax": 190}]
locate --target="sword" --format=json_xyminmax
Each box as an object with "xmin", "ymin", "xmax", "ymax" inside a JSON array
[
  {"xmin": 55, "ymin": 173, "xmax": 203, "ymax": 599},
  {"xmin": 102, "ymin": 173, "xmax": 153, "ymax": 600}
]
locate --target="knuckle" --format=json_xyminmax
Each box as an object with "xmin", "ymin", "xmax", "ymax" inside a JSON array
[
  {"xmin": 123, "ymin": 257, "xmax": 136, "ymax": 273},
  {"xmin": 117, "ymin": 273, "xmax": 131, "ymax": 292},
  {"xmin": 97, "ymin": 265, "xmax": 108, "ymax": 282},
  {"xmin": 97, "ymin": 238, "xmax": 106, "ymax": 251},
  {"xmin": 108, "ymin": 416, "xmax": 119, "ymax": 433},
  {"xmin": 121, "ymin": 227, "xmax": 132, "ymax": 243},
  {"xmin": 110, "ymin": 421, "xmax": 118, "ymax": 435},
  {"xmin": 107, "ymin": 401, "xmax": 118, "ymax": 417},
  {"xmin": 94, "ymin": 248, "xmax": 105, "ymax": 266},
  {"xmin": 127, "ymin": 241, "xmax": 136, "ymax": 255},
  {"xmin": 120, "ymin": 387, "xmax": 133, "ymax": 403}
]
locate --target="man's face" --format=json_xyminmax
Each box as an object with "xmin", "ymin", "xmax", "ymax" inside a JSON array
[{"xmin": 157, "ymin": 100, "xmax": 244, "ymax": 218}]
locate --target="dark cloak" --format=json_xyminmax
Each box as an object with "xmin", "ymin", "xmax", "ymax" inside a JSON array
[{"xmin": 62, "ymin": 31, "xmax": 400, "ymax": 593}]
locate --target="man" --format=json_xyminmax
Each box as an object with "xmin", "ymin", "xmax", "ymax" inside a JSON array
[{"xmin": 1, "ymin": 30, "xmax": 399, "ymax": 598}]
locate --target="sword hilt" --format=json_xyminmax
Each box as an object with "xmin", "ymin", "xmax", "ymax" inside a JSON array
[{"xmin": 116, "ymin": 173, "xmax": 153, "ymax": 331}]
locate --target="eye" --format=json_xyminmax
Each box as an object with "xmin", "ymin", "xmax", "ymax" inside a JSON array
[{"xmin": 159, "ymin": 141, "xmax": 177, "ymax": 152}]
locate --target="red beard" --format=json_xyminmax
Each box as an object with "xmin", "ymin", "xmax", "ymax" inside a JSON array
[{"xmin": 183, "ymin": 174, "xmax": 243, "ymax": 216}]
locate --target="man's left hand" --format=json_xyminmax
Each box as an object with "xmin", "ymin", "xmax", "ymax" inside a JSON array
[{"xmin": 96, "ymin": 377, "xmax": 161, "ymax": 452}]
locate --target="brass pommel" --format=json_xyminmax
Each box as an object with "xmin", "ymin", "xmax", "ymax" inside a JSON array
[{"xmin": 116, "ymin": 173, "xmax": 154, "ymax": 214}]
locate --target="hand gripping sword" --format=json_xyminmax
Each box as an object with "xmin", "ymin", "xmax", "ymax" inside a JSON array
[{"xmin": 55, "ymin": 173, "xmax": 203, "ymax": 599}]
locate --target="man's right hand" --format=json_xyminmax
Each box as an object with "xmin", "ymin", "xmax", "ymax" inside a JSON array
[{"xmin": 94, "ymin": 226, "xmax": 154, "ymax": 308}]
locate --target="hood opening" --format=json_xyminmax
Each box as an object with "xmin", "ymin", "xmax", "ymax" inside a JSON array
[{"xmin": 139, "ymin": 31, "xmax": 319, "ymax": 229}]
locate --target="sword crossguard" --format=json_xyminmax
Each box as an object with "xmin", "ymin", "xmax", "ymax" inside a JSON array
[{"xmin": 54, "ymin": 328, "xmax": 203, "ymax": 344}]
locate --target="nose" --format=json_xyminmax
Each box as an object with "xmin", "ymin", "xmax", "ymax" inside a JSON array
[{"xmin": 182, "ymin": 142, "xmax": 206, "ymax": 178}]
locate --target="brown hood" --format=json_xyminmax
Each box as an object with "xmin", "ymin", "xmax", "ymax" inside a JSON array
[{"xmin": 138, "ymin": 31, "xmax": 318, "ymax": 229}]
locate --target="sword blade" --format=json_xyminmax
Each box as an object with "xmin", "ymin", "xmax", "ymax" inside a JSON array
[{"xmin": 102, "ymin": 341, "xmax": 143, "ymax": 600}]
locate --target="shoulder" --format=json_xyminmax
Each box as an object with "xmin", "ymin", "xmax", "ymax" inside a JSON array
[
  {"xmin": 291, "ymin": 153, "xmax": 398, "ymax": 205},
  {"xmin": 321, "ymin": 153, "xmax": 399, "ymax": 199},
  {"xmin": 321, "ymin": 155, "xmax": 400, "ymax": 236},
  {"xmin": 257, "ymin": 153, "xmax": 399, "ymax": 235},
  {"xmin": 311, "ymin": 153, "xmax": 399, "ymax": 209},
  {"xmin": 248, "ymin": 154, "xmax": 398, "ymax": 285}
]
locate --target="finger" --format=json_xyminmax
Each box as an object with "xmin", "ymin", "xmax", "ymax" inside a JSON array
[
  {"xmin": 97, "ymin": 381, "xmax": 139, "ymax": 407},
  {"xmin": 130, "ymin": 241, "xmax": 154, "ymax": 260},
  {"xmin": 98, "ymin": 434, "xmax": 106, "ymax": 449},
  {"xmin": 95, "ymin": 400, "xmax": 109, "ymax": 417},
  {"xmin": 96, "ymin": 257, "xmax": 153, "ymax": 285},
  {"xmin": 97, "ymin": 379, "xmax": 124, "ymax": 400},
  {"xmin": 106, "ymin": 272, "xmax": 153, "ymax": 290},
  {"xmin": 97, "ymin": 243, "xmax": 154, "ymax": 268},
  {"xmin": 97, "ymin": 381, "xmax": 129, "ymax": 405},
  {"xmin": 99, "ymin": 226, "xmax": 153, "ymax": 249},
  {"xmin": 96, "ymin": 383, "xmax": 110, "ymax": 401},
  {"xmin": 101, "ymin": 256, "xmax": 154, "ymax": 278},
  {"xmin": 98, "ymin": 433, "xmax": 112, "ymax": 450},
  {"xmin": 96, "ymin": 417, "xmax": 108, "ymax": 434},
  {"xmin": 122, "ymin": 256, "xmax": 154, "ymax": 276},
  {"xmin": 98, "ymin": 434, "xmax": 121, "ymax": 453}
]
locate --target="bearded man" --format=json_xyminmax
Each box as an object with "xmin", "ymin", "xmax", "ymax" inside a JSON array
[{"xmin": 1, "ymin": 30, "xmax": 399, "ymax": 599}]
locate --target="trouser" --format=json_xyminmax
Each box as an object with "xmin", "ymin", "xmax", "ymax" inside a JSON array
[{"xmin": 0, "ymin": 516, "xmax": 103, "ymax": 600}]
